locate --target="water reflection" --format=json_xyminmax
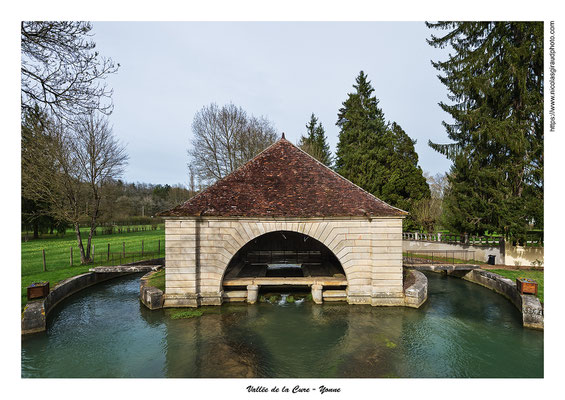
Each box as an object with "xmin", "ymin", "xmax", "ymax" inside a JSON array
[{"xmin": 22, "ymin": 272, "xmax": 543, "ymax": 378}]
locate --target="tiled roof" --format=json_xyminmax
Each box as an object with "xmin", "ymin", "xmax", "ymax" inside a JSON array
[{"xmin": 159, "ymin": 138, "xmax": 407, "ymax": 218}]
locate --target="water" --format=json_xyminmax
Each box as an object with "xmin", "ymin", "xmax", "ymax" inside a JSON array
[{"xmin": 21, "ymin": 272, "xmax": 543, "ymax": 378}]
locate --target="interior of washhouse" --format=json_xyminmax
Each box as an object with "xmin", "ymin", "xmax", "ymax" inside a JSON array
[{"xmin": 223, "ymin": 230, "xmax": 347, "ymax": 295}]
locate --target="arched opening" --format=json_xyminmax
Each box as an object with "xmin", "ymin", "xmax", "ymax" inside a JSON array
[
  {"xmin": 222, "ymin": 231, "xmax": 348, "ymax": 302},
  {"xmin": 224, "ymin": 230, "xmax": 346, "ymax": 280}
]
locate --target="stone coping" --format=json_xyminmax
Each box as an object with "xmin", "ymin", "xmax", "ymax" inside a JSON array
[
  {"xmin": 22, "ymin": 258, "xmax": 165, "ymax": 335},
  {"xmin": 463, "ymin": 269, "xmax": 543, "ymax": 330},
  {"xmin": 405, "ymin": 264, "xmax": 481, "ymax": 271},
  {"xmin": 140, "ymin": 269, "xmax": 164, "ymax": 310},
  {"xmin": 90, "ymin": 265, "xmax": 162, "ymax": 273},
  {"xmin": 406, "ymin": 267, "xmax": 543, "ymax": 330},
  {"xmin": 403, "ymin": 269, "xmax": 428, "ymax": 308}
]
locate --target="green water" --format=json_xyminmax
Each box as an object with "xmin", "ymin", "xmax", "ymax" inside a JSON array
[{"xmin": 21, "ymin": 272, "xmax": 543, "ymax": 378}]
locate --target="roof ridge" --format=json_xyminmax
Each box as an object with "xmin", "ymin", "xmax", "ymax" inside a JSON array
[
  {"xmin": 290, "ymin": 142, "xmax": 408, "ymax": 215},
  {"xmin": 160, "ymin": 135, "xmax": 408, "ymax": 218}
]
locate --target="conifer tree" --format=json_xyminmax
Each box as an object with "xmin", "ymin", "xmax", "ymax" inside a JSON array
[
  {"xmin": 298, "ymin": 113, "xmax": 332, "ymax": 166},
  {"xmin": 335, "ymin": 71, "xmax": 430, "ymax": 229},
  {"xmin": 427, "ymin": 22, "xmax": 543, "ymax": 240}
]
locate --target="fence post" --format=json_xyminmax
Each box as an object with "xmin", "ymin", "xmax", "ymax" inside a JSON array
[
  {"xmin": 107, "ymin": 243, "xmax": 110, "ymax": 261},
  {"xmin": 158, "ymin": 239, "xmax": 161, "ymax": 256},
  {"xmin": 122, "ymin": 242, "xmax": 125, "ymax": 258},
  {"xmin": 92, "ymin": 244, "xmax": 95, "ymax": 262},
  {"xmin": 70, "ymin": 247, "xmax": 73, "ymax": 266},
  {"xmin": 42, "ymin": 249, "xmax": 47, "ymax": 272},
  {"xmin": 142, "ymin": 240, "xmax": 144, "ymax": 256}
]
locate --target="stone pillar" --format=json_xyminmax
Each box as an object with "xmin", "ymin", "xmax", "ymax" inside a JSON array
[
  {"xmin": 312, "ymin": 284, "xmax": 323, "ymax": 304},
  {"xmin": 247, "ymin": 285, "xmax": 259, "ymax": 304}
]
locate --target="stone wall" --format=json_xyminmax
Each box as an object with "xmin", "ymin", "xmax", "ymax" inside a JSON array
[
  {"xmin": 163, "ymin": 216, "xmax": 404, "ymax": 307},
  {"xmin": 403, "ymin": 238, "xmax": 544, "ymax": 267},
  {"xmin": 403, "ymin": 270, "xmax": 428, "ymax": 308},
  {"xmin": 22, "ymin": 259, "xmax": 164, "ymax": 335},
  {"xmin": 459, "ymin": 269, "xmax": 543, "ymax": 330},
  {"xmin": 140, "ymin": 270, "xmax": 164, "ymax": 310},
  {"xmin": 504, "ymin": 243, "xmax": 544, "ymax": 267},
  {"xmin": 22, "ymin": 271, "xmax": 128, "ymax": 334},
  {"xmin": 403, "ymin": 239, "xmax": 504, "ymax": 265}
]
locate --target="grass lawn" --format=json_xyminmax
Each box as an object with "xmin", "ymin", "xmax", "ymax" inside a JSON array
[
  {"xmin": 489, "ymin": 269, "xmax": 544, "ymax": 303},
  {"xmin": 21, "ymin": 227, "xmax": 165, "ymax": 307},
  {"xmin": 148, "ymin": 269, "xmax": 165, "ymax": 291}
]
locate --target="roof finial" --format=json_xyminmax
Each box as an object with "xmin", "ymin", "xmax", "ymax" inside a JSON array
[{"xmin": 282, "ymin": 132, "xmax": 285, "ymax": 139}]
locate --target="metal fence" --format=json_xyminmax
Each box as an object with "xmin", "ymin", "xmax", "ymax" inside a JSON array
[
  {"xmin": 25, "ymin": 239, "xmax": 165, "ymax": 274},
  {"xmin": 403, "ymin": 250, "xmax": 476, "ymax": 265}
]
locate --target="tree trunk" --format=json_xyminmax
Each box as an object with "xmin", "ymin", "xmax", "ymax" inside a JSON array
[
  {"xmin": 33, "ymin": 221, "xmax": 39, "ymax": 239},
  {"xmin": 74, "ymin": 223, "xmax": 89, "ymax": 264},
  {"xmin": 85, "ymin": 195, "xmax": 100, "ymax": 261},
  {"xmin": 86, "ymin": 225, "xmax": 95, "ymax": 261}
]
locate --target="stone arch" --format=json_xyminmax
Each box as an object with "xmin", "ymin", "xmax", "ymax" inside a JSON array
[
  {"xmin": 221, "ymin": 229, "xmax": 348, "ymax": 283},
  {"xmin": 198, "ymin": 219, "xmax": 365, "ymax": 295}
]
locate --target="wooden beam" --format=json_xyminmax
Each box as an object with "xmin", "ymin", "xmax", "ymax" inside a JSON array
[{"xmin": 223, "ymin": 276, "xmax": 347, "ymax": 287}]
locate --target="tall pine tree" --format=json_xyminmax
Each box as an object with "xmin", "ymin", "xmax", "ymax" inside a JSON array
[
  {"xmin": 335, "ymin": 71, "xmax": 430, "ymax": 229},
  {"xmin": 427, "ymin": 22, "xmax": 543, "ymax": 240},
  {"xmin": 298, "ymin": 113, "xmax": 332, "ymax": 166}
]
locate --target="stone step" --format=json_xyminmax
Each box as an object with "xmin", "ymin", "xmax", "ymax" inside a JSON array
[
  {"xmin": 223, "ymin": 290, "xmax": 247, "ymax": 302},
  {"xmin": 322, "ymin": 290, "xmax": 347, "ymax": 301}
]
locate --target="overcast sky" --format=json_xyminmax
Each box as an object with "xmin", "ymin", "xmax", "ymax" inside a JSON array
[{"xmin": 92, "ymin": 21, "xmax": 454, "ymax": 186}]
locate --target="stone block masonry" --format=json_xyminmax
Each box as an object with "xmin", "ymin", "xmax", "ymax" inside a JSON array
[
  {"xmin": 163, "ymin": 216, "xmax": 406, "ymax": 307},
  {"xmin": 22, "ymin": 259, "xmax": 164, "ymax": 335}
]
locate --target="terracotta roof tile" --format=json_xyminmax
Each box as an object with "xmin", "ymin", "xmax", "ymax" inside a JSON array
[{"xmin": 159, "ymin": 138, "xmax": 407, "ymax": 218}]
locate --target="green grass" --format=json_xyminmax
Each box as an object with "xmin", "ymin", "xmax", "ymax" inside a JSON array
[
  {"xmin": 170, "ymin": 310, "xmax": 203, "ymax": 319},
  {"xmin": 22, "ymin": 224, "xmax": 163, "ymax": 241},
  {"xmin": 489, "ymin": 269, "xmax": 544, "ymax": 303},
  {"xmin": 148, "ymin": 269, "xmax": 165, "ymax": 292},
  {"xmin": 21, "ymin": 228, "xmax": 165, "ymax": 307}
]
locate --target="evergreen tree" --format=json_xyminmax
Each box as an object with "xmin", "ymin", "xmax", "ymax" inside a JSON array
[
  {"xmin": 298, "ymin": 113, "xmax": 332, "ymax": 166},
  {"xmin": 335, "ymin": 71, "xmax": 430, "ymax": 229},
  {"xmin": 427, "ymin": 22, "xmax": 543, "ymax": 240}
]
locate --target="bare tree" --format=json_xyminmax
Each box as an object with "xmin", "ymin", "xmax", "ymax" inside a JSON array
[
  {"xmin": 21, "ymin": 21, "xmax": 119, "ymax": 120},
  {"xmin": 425, "ymin": 172, "xmax": 449, "ymax": 199},
  {"xmin": 411, "ymin": 172, "xmax": 449, "ymax": 232},
  {"xmin": 22, "ymin": 113, "xmax": 128, "ymax": 263},
  {"xmin": 237, "ymin": 115, "xmax": 278, "ymax": 165},
  {"xmin": 188, "ymin": 103, "xmax": 278, "ymax": 184}
]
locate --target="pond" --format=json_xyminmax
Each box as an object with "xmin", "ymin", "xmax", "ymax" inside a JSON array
[{"xmin": 21, "ymin": 272, "xmax": 543, "ymax": 378}]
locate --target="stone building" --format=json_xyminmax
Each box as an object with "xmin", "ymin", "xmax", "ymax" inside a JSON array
[{"xmin": 158, "ymin": 137, "xmax": 418, "ymax": 307}]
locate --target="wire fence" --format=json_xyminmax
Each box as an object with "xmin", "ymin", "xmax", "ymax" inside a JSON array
[
  {"xmin": 23, "ymin": 239, "xmax": 165, "ymax": 275},
  {"xmin": 22, "ymin": 224, "xmax": 164, "ymax": 242}
]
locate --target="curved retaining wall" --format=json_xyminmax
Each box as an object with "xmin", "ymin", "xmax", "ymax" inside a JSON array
[
  {"xmin": 460, "ymin": 269, "xmax": 543, "ymax": 330},
  {"xmin": 408, "ymin": 267, "xmax": 544, "ymax": 330},
  {"xmin": 22, "ymin": 259, "xmax": 165, "ymax": 335},
  {"xmin": 22, "ymin": 271, "xmax": 128, "ymax": 334}
]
